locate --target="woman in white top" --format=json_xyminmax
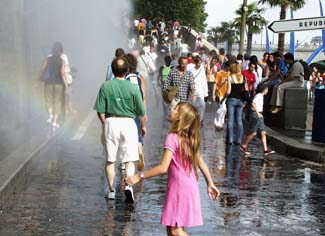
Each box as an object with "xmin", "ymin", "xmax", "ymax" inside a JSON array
[
  {"xmin": 137, "ymin": 50, "xmax": 150, "ymax": 80},
  {"xmin": 189, "ymin": 55, "xmax": 208, "ymax": 124}
]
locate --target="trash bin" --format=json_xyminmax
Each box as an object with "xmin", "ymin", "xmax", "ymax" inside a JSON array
[{"xmin": 312, "ymin": 88, "xmax": 325, "ymax": 143}]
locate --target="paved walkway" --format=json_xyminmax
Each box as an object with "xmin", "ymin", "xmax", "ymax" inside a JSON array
[
  {"xmin": 1, "ymin": 80, "xmax": 325, "ymax": 210},
  {"xmin": 0, "ymin": 87, "xmax": 325, "ymax": 235}
]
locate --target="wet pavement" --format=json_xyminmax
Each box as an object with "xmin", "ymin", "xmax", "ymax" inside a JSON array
[{"xmin": 1, "ymin": 81, "xmax": 325, "ymax": 236}]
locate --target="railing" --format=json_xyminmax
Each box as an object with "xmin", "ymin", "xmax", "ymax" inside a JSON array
[
  {"xmin": 181, "ymin": 26, "xmax": 324, "ymax": 55},
  {"xmin": 180, "ymin": 27, "xmax": 218, "ymax": 53}
]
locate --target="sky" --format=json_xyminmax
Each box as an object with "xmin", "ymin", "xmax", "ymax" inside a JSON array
[{"xmin": 205, "ymin": 0, "xmax": 323, "ymax": 45}]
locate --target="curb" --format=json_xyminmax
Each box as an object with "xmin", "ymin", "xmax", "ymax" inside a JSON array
[
  {"xmin": 0, "ymin": 129, "xmax": 61, "ymax": 208},
  {"xmin": 266, "ymin": 126, "xmax": 325, "ymax": 163}
]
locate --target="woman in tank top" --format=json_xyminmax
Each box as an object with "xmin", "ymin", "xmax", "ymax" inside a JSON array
[{"xmin": 225, "ymin": 63, "xmax": 246, "ymax": 145}]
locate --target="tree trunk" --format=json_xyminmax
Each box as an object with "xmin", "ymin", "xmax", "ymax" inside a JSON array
[
  {"xmin": 239, "ymin": 0, "xmax": 248, "ymax": 55},
  {"xmin": 246, "ymin": 24, "xmax": 253, "ymax": 55},
  {"xmin": 214, "ymin": 39, "xmax": 218, "ymax": 48},
  {"xmin": 227, "ymin": 41, "xmax": 233, "ymax": 55},
  {"xmin": 278, "ymin": 4, "xmax": 287, "ymax": 55}
]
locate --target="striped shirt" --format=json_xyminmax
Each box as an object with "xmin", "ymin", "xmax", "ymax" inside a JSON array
[{"xmin": 163, "ymin": 68, "xmax": 195, "ymax": 102}]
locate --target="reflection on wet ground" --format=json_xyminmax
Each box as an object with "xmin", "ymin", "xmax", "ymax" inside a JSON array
[{"xmin": 0, "ymin": 82, "xmax": 325, "ymax": 236}]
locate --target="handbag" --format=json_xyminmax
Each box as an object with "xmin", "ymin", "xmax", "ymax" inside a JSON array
[
  {"xmin": 162, "ymin": 71, "xmax": 185, "ymax": 104},
  {"xmin": 240, "ymin": 89, "xmax": 250, "ymax": 102},
  {"xmin": 163, "ymin": 85, "xmax": 179, "ymax": 104},
  {"xmin": 64, "ymin": 64, "xmax": 73, "ymax": 85},
  {"xmin": 240, "ymin": 78, "xmax": 250, "ymax": 102}
]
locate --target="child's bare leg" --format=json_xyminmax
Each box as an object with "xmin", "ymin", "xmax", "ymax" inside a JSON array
[
  {"xmin": 137, "ymin": 143, "xmax": 145, "ymax": 171},
  {"xmin": 241, "ymin": 132, "xmax": 257, "ymax": 147},
  {"xmin": 261, "ymin": 131, "xmax": 268, "ymax": 151},
  {"xmin": 138, "ymin": 143, "xmax": 143, "ymax": 155},
  {"xmin": 167, "ymin": 226, "xmax": 188, "ymax": 236}
]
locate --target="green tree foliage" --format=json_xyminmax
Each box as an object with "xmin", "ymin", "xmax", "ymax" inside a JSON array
[
  {"xmin": 207, "ymin": 27, "xmax": 221, "ymax": 48},
  {"xmin": 235, "ymin": 2, "xmax": 267, "ymax": 54},
  {"xmin": 258, "ymin": 0, "xmax": 306, "ymax": 54},
  {"xmin": 132, "ymin": 0, "xmax": 207, "ymax": 32},
  {"xmin": 214, "ymin": 21, "xmax": 238, "ymax": 54}
]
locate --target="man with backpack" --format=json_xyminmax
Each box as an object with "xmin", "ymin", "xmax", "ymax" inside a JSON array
[
  {"xmin": 158, "ymin": 55, "xmax": 172, "ymax": 86},
  {"xmin": 270, "ymin": 52, "xmax": 304, "ymax": 114}
]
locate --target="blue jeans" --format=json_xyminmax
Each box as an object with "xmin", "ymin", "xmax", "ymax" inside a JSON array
[
  {"xmin": 226, "ymin": 98, "xmax": 244, "ymax": 144},
  {"xmin": 267, "ymin": 78, "xmax": 281, "ymax": 88},
  {"xmin": 195, "ymin": 96, "xmax": 206, "ymax": 122},
  {"xmin": 135, "ymin": 117, "xmax": 143, "ymax": 145}
]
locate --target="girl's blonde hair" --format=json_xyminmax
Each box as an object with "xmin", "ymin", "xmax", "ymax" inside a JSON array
[
  {"xmin": 230, "ymin": 63, "xmax": 243, "ymax": 82},
  {"xmin": 169, "ymin": 102, "xmax": 201, "ymax": 178}
]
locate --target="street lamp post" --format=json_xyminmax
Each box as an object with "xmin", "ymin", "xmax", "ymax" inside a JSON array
[{"xmin": 239, "ymin": 0, "xmax": 248, "ymax": 55}]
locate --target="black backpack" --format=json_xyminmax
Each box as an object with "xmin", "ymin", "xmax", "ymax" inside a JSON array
[{"xmin": 298, "ymin": 60, "xmax": 311, "ymax": 81}]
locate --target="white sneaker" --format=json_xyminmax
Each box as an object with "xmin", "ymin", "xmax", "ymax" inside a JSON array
[
  {"xmin": 47, "ymin": 116, "xmax": 53, "ymax": 123},
  {"xmin": 105, "ymin": 189, "xmax": 115, "ymax": 200},
  {"xmin": 124, "ymin": 185, "xmax": 134, "ymax": 203},
  {"xmin": 214, "ymin": 118, "xmax": 219, "ymax": 127},
  {"xmin": 52, "ymin": 122, "xmax": 60, "ymax": 128},
  {"xmin": 214, "ymin": 118, "xmax": 222, "ymax": 130}
]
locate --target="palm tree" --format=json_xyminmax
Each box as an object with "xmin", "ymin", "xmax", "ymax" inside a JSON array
[
  {"xmin": 207, "ymin": 26, "xmax": 221, "ymax": 48},
  {"xmin": 235, "ymin": 2, "xmax": 267, "ymax": 55},
  {"xmin": 258, "ymin": 0, "xmax": 306, "ymax": 54},
  {"xmin": 215, "ymin": 21, "xmax": 238, "ymax": 54}
]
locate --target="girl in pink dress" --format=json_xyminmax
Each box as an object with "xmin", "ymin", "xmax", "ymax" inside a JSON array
[{"xmin": 125, "ymin": 102, "xmax": 220, "ymax": 236}]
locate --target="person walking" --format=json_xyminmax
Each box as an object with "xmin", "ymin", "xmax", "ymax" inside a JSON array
[
  {"xmin": 242, "ymin": 62, "xmax": 257, "ymax": 103},
  {"xmin": 125, "ymin": 102, "xmax": 220, "ymax": 236},
  {"xmin": 158, "ymin": 55, "xmax": 172, "ymax": 115},
  {"xmin": 94, "ymin": 57, "xmax": 146, "ymax": 203},
  {"xmin": 225, "ymin": 63, "xmax": 246, "ymax": 145},
  {"xmin": 162, "ymin": 56, "xmax": 196, "ymax": 106},
  {"xmin": 194, "ymin": 36, "xmax": 203, "ymax": 52},
  {"xmin": 240, "ymin": 84, "xmax": 275, "ymax": 156},
  {"xmin": 125, "ymin": 53, "xmax": 147, "ymax": 171},
  {"xmin": 60, "ymin": 52, "xmax": 74, "ymax": 115},
  {"xmin": 40, "ymin": 42, "xmax": 68, "ymax": 128},
  {"xmin": 206, "ymin": 56, "xmax": 219, "ymax": 104},
  {"xmin": 188, "ymin": 55, "xmax": 208, "ymax": 125},
  {"xmin": 213, "ymin": 61, "xmax": 230, "ymax": 130},
  {"xmin": 106, "ymin": 48, "xmax": 125, "ymax": 81},
  {"xmin": 137, "ymin": 50, "xmax": 150, "ymax": 80}
]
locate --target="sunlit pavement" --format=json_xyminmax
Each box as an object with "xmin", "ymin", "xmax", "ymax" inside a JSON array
[{"xmin": 0, "ymin": 82, "xmax": 324, "ymax": 236}]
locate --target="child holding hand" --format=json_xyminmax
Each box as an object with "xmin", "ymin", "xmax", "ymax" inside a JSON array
[{"xmin": 125, "ymin": 102, "xmax": 220, "ymax": 236}]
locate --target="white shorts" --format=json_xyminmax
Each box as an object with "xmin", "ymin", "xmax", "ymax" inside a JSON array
[{"xmin": 103, "ymin": 117, "xmax": 139, "ymax": 163}]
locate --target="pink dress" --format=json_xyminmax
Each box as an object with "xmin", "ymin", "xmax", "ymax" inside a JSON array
[{"xmin": 160, "ymin": 133, "xmax": 203, "ymax": 227}]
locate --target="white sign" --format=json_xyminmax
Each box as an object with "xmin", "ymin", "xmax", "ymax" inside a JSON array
[{"xmin": 268, "ymin": 16, "xmax": 325, "ymax": 33}]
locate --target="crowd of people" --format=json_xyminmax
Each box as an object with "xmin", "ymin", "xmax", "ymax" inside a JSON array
[
  {"xmin": 93, "ymin": 17, "xmax": 325, "ymax": 236},
  {"xmin": 39, "ymin": 18, "xmax": 325, "ymax": 236}
]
